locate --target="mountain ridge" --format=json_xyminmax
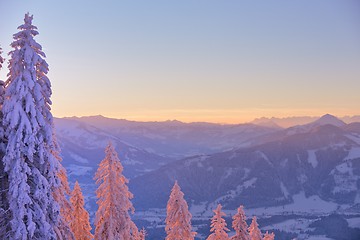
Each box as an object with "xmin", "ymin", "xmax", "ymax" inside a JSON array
[{"xmin": 58, "ymin": 113, "xmax": 360, "ymax": 127}]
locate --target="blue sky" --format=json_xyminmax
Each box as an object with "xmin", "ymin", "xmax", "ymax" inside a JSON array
[{"xmin": 0, "ymin": 0, "xmax": 359, "ymax": 123}]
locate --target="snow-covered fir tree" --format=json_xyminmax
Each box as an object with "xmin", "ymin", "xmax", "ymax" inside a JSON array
[
  {"xmin": 2, "ymin": 13, "xmax": 61, "ymax": 239},
  {"xmin": 0, "ymin": 45, "xmax": 10, "ymax": 239},
  {"xmin": 248, "ymin": 217, "xmax": 262, "ymax": 240},
  {"xmin": 165, "ymin": 181, "xmax": 196, "ymax": 240},
  {"xmin": 207, "ymin": 204, "xmax": 230, "ymax": 240},
  {"xmin": 94, "ymin": 142, "xmax": 139, "ymax": 240},
  {"xmin": 70, "ymin": 181, "xmax": 93, "ymax": 240},
  {"xmin": 0, "ymin": 45, "xmax": 5, "ymax": 159},
  {"xmin": 52, "ymin": 138, "xmax": 75, "ymax": 240},
  {"xmin": 263, "ymin": 231, "xmax": 275, "ymax": 240},
  {"xmin": 231, "ymin": 205, "xmax": 249, "ymax": 240}
]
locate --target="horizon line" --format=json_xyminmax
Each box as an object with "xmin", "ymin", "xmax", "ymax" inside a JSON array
[{"xmin": 53, "ymin": 113, "xmax": 360, "ymax": 125}]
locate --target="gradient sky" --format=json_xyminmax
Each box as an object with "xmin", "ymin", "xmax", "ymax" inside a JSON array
[{"xmin": 0, "ymin": 0, "xmax": 359, "ymax": 123}]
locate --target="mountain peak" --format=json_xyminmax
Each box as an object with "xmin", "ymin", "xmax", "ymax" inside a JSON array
[{"xmin": 313, "ymin": 114, "xmax": 346, "ymax": 127}]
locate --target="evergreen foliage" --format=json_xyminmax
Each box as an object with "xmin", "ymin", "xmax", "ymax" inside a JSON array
[
  {"xmin": 52, "ymin": 137, "xmax": 75, "ymax": 240},
  {"xmin": 165, "ymin": 181, "xmax": 196, "ymax": 240},
  {"xmin": 263, "ymin": 231, "xmax": 275, "ymax": 240},
  {"xmin": 70, "ymin": 181, "xmax": 93, "ymax": 240},
  {"xmin": 207, "ymin": 204, "xmax": 229, "ymax": 240},
  {"xmin": 231, "ymin": 205, "xmax": 249, "ymax": 240},
  {"xmin": 248, "ymin": 217, "xmax": 262, "ymax": 240},
  {"xmin": 94, "ymin": 142, "xmax": 138, "ymax": 239},
  {"xmin": 2, "ymin": 13, "xmax": 60, "ymax": 239},
  {"xmin": 0, "ymin": 46, "xmax": 9, "ymax": 239}
]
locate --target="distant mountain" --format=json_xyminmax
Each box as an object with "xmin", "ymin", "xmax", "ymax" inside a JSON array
[
  {"xmin": 342, "ymin": 115, "xmax": 360, "ymax": 124},
  {"xmin": 251, "ymin": 114, "xmax": 360, "ymax": 128},
  {"xmin": 129, "ymin": 121, "xmax": 360, "ymax": 239},
  {"xmin": 62, "ymin": 115, "xmax": 279, "ymax": 158},
  {"xmin": 130, "ymin": 122, "xmax": 360, "ymax": 210},
  {"xmin": 309, "ymin": 114, "xmax": 346, "ymax": 127},
  {"xmin": 243, "ymin": 114, "xmax": 348, "ymax": 147},
  {"xmin": 251, "ymin": 116, "xmax": 317, "ymax": 128},
  {"xmin": 282, "ymin": 114, "xmax": 346, "ymax": 136},
  {"xmin": 55, "ymin": 117, "xmax": 173, "ymax": 179}
]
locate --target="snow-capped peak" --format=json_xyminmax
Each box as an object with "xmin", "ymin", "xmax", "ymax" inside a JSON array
[{"xmin": 312, "ymin": 114, "xmax": 346, "ymax": 127}]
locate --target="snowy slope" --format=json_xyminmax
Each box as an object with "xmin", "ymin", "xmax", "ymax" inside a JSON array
[
  {"xmin": 130, "ymin": 123, "xmax": 360, "ymax": 209},
  {"xmin": 129, "ymin": 122, "xmax": 360, "ymax": 239}
]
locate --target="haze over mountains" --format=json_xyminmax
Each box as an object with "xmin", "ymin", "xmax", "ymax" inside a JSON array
[
  {"xmin": 54, "ymin": 114, "xmax": 360, "ymax": 239},
  {"xmin": 251, "ymin": 115, "xmax": 360, "ymax": 128}
]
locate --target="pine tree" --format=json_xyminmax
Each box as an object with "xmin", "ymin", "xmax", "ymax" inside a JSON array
[
  {"xmin": 2, "ymin": 13, "xmax": 61, "ymax": 239},
  {"xmin": 165, "ymin": 181, "xmax": 196, "ymax": 240},
  {"xmin": 231, "ymin": 205, "xmax": 249, "ymax": 240},
  {"xmin": 52, "ymin": 138, "xmax": 75, "ymax": 240},
  {"xmin": 207, "ymin": 204, "xmax": 229, "ymax": 240},
  {"xmin": 248, "ymin": 217, "xmax": 262, "ymax": 240},
  {"xmin": 70, "ymin": 181, "xmax": 93, "ymax": 240},
  {"xmin": 263, "ymin": 231, "xmax": 275, "ymax": 240},
  {"xmin": 94, "ymin": 142, "xmax": 138, "ymax": 239}
]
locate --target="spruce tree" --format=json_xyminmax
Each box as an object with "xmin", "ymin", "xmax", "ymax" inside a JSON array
[
  {"xmin": 70, "ymin": 181, "xmax": 93, "ymax": 240},
  {"xmin": 0, "ymin": 46, "xmax": 10, "ymax": 239},
  {"xmin": 207, "ymin": 204, "xmax": 229, "ymax": 240},
  {"xmin": 165, "ymin": 181, "xmax": 196, "ymax": 240},
  {"xmin": 248, "ymin": 217, "xmax": 262, "ymax": 240},
  {"xmin": 263, "ymin": 231, "xmax": 275, "ymax": 240},
  {"xmin": 52, "ymin": 138, "xmax": 75, "ymax": 240},
  {"xmin": 231, "ymin": 205, "xmax": 249, "ymax": 240},
  {"xmin": 94, "ymin": 142, "xmax": 138, "ymax": 239},
  {"xmin": 2, "ymin": 13, "xmax": 60, "ymax": 239}
]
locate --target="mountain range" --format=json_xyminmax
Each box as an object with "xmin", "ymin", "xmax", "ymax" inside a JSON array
[
  {"xmin": 251, "ymin": 115, "xmax": 360, "ymax": 128},
  {"xmin": 54, "ymin": 114, "xmax": 360, "ymax": 240}
]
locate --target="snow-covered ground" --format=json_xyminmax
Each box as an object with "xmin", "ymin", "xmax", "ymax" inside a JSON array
[
  {"xmin": 247, "ymin": 192, "xmax": 339, "ymax": 216},
  {"xmin": 67, "ymin": 164, "xmax": 93, "ymax": 176},
  {"xmin": 262, "ymin": 218, "xmax": 314, "ymax": 234},
  {"xmin": 347, "ymin": 217, "xmax": 360, "ymax": 229}
]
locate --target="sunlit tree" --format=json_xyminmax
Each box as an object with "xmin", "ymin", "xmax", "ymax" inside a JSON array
[
  {"xmin": 94, "ymin": 142, "xmax": 138, "ymax": 239},
  {"xmin": 263, "ymin": 231, "xmax": 275, "ymax": 240},
  {"xmin": 207, "ymin": 204, "xmax": 229, "ymax": 240},
  {"xmin": 231, "ymin": 205, "xmax": 249, "ymax": 240},
  {"xmin": 70, "ymin": 181, "xmax": 93, "ymax": 240},
  {"xmin": 165, "ymin": 181, "xmax": 196, "ymax": 240},
  {"xmin": 248, "ymin": 217, "xmax": 262, "ymax": 240},
  {"xmin": 52, "ymin": 137, "xmax": 75, "ymax": 240}
]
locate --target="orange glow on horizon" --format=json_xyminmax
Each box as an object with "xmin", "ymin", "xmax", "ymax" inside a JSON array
[{"xmin": 52, "ymin": 107, "xmax": 360, "ymax": 124}]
